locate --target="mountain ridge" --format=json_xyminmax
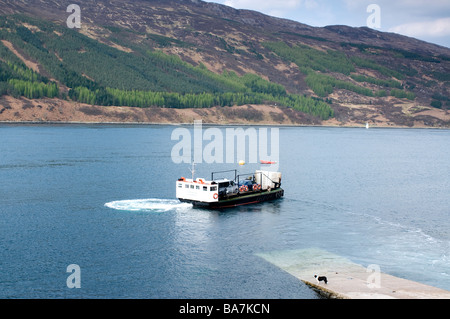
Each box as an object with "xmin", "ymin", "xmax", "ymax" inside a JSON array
[{"xmin": 0, "ymin": 0, "xmax": 449, "ymax": 127}]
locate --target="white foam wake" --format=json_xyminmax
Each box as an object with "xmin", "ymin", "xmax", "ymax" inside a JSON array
[{"xmin": 104, "ymin": 198, "xmax": 192, "ymax": 212}]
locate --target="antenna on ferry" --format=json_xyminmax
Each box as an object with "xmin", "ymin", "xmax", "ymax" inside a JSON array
[{"xmin": 189, "ymin": 162, "xmax": 196, "ymax": 181}]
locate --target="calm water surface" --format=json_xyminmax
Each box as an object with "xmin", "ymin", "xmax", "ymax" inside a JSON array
[{"xmin": 0, "ymin": 124, "xmax": 449, "ymax": 298}]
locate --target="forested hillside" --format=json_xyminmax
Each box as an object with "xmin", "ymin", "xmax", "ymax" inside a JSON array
[
  {"xmin": 0, "ymin": 0, "xmax": 449, "ymax": 126},
  {"xmin": 0, "ymin": 14, "xmax": 334, "ymax": 120}
]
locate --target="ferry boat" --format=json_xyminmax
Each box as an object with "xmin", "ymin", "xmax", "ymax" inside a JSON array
[{"xmin": 176, "ymin": 169, "xmax": 284, "ymax": 209}]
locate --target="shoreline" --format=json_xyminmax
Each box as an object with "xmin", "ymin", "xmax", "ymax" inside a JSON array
[
  {"xmin": 1, "ymin": 120, "xmax": 449, "ymax": 130},
  {"xmin": 1, "ymin": 96, "xmax": 449, "ymax": 129}
]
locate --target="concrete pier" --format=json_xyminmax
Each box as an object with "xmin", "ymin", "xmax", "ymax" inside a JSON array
[{"xmin": 256, "ymin": 248, "xmax": 450, "ymax": 299}]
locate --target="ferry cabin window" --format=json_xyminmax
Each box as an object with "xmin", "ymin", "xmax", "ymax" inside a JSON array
[
  {"xmin": 185, "ymin": 184, "xmax": 189, "ymax": 189},
  {"xmin": 210, "ymin": 186, "xmax": 217, "ymax": 192},
  {"xmin": 196, "ymin": 185, "xmax": 200, "ymax": 190},
  {"xmin": 178, "ymin": 183, "xmax": 182, "ymax": 188},
  {"xmin": 190, "ymin": 185, "xmax": 194, "ymax": 189},
  {"xmin": 203, "ymin": 186, "xmax": 208, "ymax": 191}
]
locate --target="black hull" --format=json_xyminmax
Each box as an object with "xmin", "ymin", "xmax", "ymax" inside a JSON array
[{"xmin": 179, "ymin": 188, "xmax": 284, "ymax": 209}]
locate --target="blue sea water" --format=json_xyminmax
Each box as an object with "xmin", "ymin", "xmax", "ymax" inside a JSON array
[{"xmin": 0, "ymin": 124, "xmax": 449, "ymax": 298}]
